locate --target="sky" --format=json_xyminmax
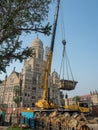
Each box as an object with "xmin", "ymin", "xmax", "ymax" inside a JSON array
[{"xmin": 0, "ymin": 0, "xmax": 98, "ymax": 98}]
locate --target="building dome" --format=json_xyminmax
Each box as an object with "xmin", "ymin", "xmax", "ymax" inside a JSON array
[
  {"xmin": 31, "ymin": 38, "xmax": 43, "ymax": 48},
  {"xmin": 52, "ymin": 70, "xmax": 58, "ymax": 75}
]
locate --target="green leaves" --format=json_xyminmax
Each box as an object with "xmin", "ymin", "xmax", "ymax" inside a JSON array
[
  {"xmin": 0, "ymin": 0, "xmax": 53, "ymax": 73},
  {"xmin": 13, "ymin": 85, "xmax": 22, "ymax": 107},
  {"xmin": 13, "ymin": 96, "xmax": 22, "ymax": 107},
  {"xmin": 73, "ymin": 96, "xmax": 80, "ymax": 104}
]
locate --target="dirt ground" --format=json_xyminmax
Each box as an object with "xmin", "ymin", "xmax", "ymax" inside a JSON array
[
  {"xmin": 0, "ymin": 126, "xmax": 8, "ymax": 130},
  {"xmin": 87, "ymin": 124, "xmax": 98, "ymax": 130}
]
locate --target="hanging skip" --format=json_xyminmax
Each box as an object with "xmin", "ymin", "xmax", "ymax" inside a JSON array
[{"xmin": 59, "ymin": 39, "xmax": 77, "ymax": 90}]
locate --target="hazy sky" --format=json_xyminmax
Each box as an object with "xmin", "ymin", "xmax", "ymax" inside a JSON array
[{"xmin": 0, "ymin": 0, "xmax": 98, "ymax": 98}]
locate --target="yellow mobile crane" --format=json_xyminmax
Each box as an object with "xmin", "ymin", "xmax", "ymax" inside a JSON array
[
  {"xmin": 35, "ymin": 0, "xmax": 60, "ymax": 109},
  {"xmin": 20, "ymin": 1, "xmax": 60, "ymax": 120},
  {"xmin": 20, "ymin": 1, "xmax": 90, "ymax": 122},
  {"xmin": 35, "ymin": 0, "xmax": 90, "ymax": 116}
]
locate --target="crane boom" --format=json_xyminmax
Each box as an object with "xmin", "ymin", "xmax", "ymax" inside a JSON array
[
  {"xmin": 50, "ymin": 0, "xmax": 60, "ymax": 52},
  {"xmin": 36, "ymin": 0, "xmax": 60, "ymax": 109}
]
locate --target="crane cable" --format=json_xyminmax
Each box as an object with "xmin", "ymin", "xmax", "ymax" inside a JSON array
[
  {"xmin": 60, "ymin": 1, "xmax": 65, "ymax": 40},
  {"xmin": 59, "ymin": 1, "xmax": 65, "ymax": 79},
  {"xmin": 59, "ymin": 1, "xmax": 74, "ymax": 81},
  {"xmin": 65, "ymin": 43, "xmax": 74, "ymax": 81}
]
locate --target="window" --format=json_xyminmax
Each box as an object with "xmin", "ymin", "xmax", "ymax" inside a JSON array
[
  {"xmin": 32, "ymin": 87, "xmax": 36, "ymax": 90},
  {"xmin": 36, "ymin": 64, "xmax": 39, "ymax": 67},
  {"xmin": 79, "ymin": 103, "xmax": 88, "ymax": 108},
  {"xmin": 32, "ymin": 103, "xmax": 35, "ymax": 107},
  {"xmin": 24, "ymin": 93, "xmax": 27, "ymax": 96},
  {"xmin": 32, "ymin": 96, "xmax": 35, "ymax": 99},
  {"xmin": 10, "ymin": 77, "xmax": 14, "ymax": 83}
]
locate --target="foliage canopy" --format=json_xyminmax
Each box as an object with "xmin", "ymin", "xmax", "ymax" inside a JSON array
[
  {"xmin": 73, "ymin": 96, "xmax": 80, "ymax": 104},
  {"xmin": 13, "ymin": 85, "xmax": 22, "ymax": 107},
  {"xmin": 0, "ymin": 0, "xmax": 52, "ymax": 73}
]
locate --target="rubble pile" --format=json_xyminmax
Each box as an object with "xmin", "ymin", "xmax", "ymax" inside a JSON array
[{"xmin": 35, "ymin": 111, "xmax": 98, "ymax": 130}]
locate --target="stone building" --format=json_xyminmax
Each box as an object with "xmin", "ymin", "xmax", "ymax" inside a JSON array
[
  {"xmin": 51, "ymin": 70, "xmax": 64, "ymax": 106},
  {"xmin": 0, "ymin": 38, "xmax": 63, "ymax": 108},
  {"xmin": 0, "ymin": 69, "xmax": 21, "ymax": 108},
  {"xmin": 21, "ymin": 38, "xmax": 63, "ymax": 107},
  {"xmin": 0, "ymin": 80, "xmax": 5, "ymax": 104},
  {"xmin": 20, "ymin": 38, "xmax": 45, "ymax": 107},
  {"xmin": 66, "ymin": 91, "xmax": 98, "ymax": 106},
  {"xmin": 90, "ymin": 90, "xmax": 98, "ymax": 105}
]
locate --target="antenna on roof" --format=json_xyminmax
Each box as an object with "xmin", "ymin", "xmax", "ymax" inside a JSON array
[
  {"xmin": 13, "ymin": 67, "xmax": 16, "ymax": 72},
  {"xmin": 37, "ymin": 34, "xmax": 39, "ymax": 39}
]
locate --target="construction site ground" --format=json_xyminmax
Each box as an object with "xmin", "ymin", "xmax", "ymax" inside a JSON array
[
  {"xmin": 0, "ymin": 126, "xmax": 8, "ymax": 130},
  {"xmin": 1, "ymin": 110, "xmax": 98, "ymax": 130},
  {"xmin": 0, "ymin": 124, "xmax": 98, "ymax": 130},
  {"xmin": 0, "ymin": 122, "xmax": 98, "ymax": 130},
  {"xmin": 87, "ymin": 124, "xmax": 98, "ymax": 130}
]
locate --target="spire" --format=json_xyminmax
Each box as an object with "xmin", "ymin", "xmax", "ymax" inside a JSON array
[
  {"xmin": 37, "ymin": 34, "xmax": 39, "ymax": 39},
  {"xmin": 13, "ymin": 67, "xmax": 16, "ymax": 72}
]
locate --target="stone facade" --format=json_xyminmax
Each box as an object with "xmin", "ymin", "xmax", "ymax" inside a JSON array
[
  {"xmin": 66, "ymin": 91, "xmax": 98, "ymax": 106},
  {"xmin": 90, "ymin": 90, "xmax": 98, "ymax": 105},
  {"xmin": 0, "ymin": 38, "xmax": 63, "ymax": 108},
  {"xmin": 0, "ymin": 69, "xmax": 20, "ymax": 108},
  {"xmin": 20, "ymin": 38, "xmax": 45, "ymax": 107},
  {"xmin": 1, "ymin": 37, "xmax": 97, "ymax": 108},
  {"xmin": 21, "ymin": 38, "xmax": 63, "ymax": 107}
]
